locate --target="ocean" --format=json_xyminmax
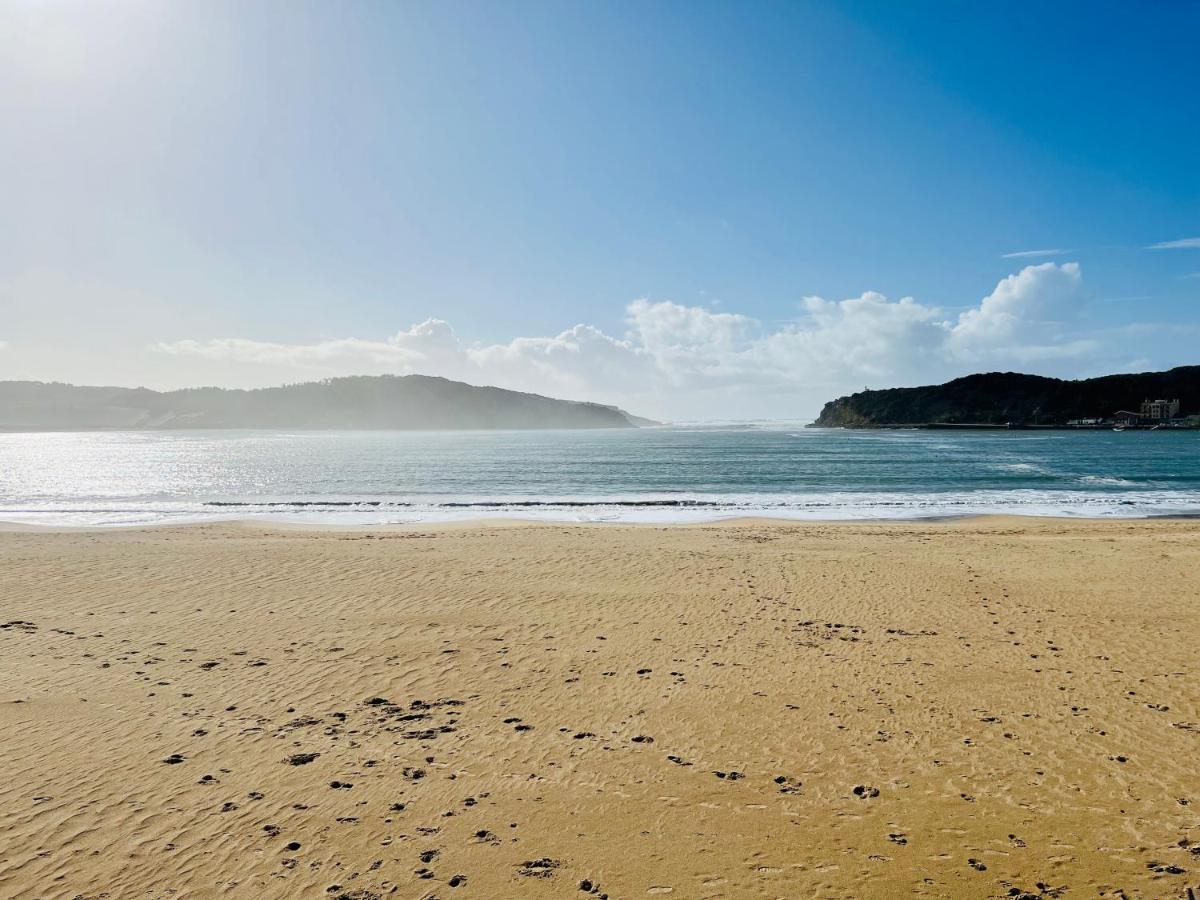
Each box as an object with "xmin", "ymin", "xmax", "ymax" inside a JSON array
[{"xmin": 2, "ymin": 426, "xmax": 1199, "ymax": 527}]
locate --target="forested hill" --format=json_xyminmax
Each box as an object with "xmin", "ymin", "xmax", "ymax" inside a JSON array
[
  {"xmin": 814, "ymin": 366, "xmax": 1200, "ymax": 427},
  {"xmin": 0, "ymin": 375, "xmax": 653, "ymax": 431}
]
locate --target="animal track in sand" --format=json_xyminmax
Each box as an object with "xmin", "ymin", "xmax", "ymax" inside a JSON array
[
  {"xmin": 517, "ymin": 857, "xmax": 561, "ymax": 878},
  {"xmin": 773, "ymin": 775, "xmax": 802, "ymax": 794}
]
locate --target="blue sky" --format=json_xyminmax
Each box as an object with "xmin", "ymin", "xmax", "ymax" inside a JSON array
[{"xmin": 2, "ymin": 0, "xmax": 1198, "ymax": 418}]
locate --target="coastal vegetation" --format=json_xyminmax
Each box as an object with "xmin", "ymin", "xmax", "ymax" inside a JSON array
[{"xmin": 814, "ymin": 366, "xmax": 1200, "ymax": 428}]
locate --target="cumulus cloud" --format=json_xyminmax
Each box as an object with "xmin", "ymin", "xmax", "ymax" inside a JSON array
[
  {"xmin": 778, "ymin": 291, "xmax": 946, "ymax": 378},
  {"xmin": 155, "ymin": 262, "xmax": 1103, "ymax": 417},
  {"xmin": 946, "ymin": 261, "xmax": 1089, "ymax": 361},
  {"xmin": 469, "ymin": 324, "xmax": 652, "ymax": 391},
  {"xmin": 623, "ymin": 300, "xmax": 757, "ymax": 385}
]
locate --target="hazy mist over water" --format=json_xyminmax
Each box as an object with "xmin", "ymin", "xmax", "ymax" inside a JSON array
[{"xmin": 3, "ymin": 427, "xmax": 1200, "ymax": 526}]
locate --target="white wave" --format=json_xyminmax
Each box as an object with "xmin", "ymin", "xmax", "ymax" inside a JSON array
[
  {"xmin": 1078, "ymin": 475, "xmax": 1139, "ymax": 487},
  {"xmin": 4, "ymin": 489, "xmax": 1200, "ymax": 527},
  {"xmin": 990, "ymin": 462, "xmax": 1053, "ymax": 474}
]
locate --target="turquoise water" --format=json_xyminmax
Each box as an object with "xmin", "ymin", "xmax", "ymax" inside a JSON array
[{"xmin": 2, "ymin": 426, "xmax": 1199, "ymax": 525}]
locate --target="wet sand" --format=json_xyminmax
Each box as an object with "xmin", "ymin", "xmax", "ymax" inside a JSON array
[{"xmin": 1, "ymin": 518, "xmax": 1198, "ymax": 899}]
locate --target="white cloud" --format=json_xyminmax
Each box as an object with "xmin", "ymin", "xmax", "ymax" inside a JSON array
[
  {"xmin": 947, "ymin": 261, "xmax": 1087, "ymax": 361},
  {"xmin": 1147, "ymin": 237, "xmax": 1200, "ymax": 250},
  {"xmin": 1001, "ymin": 248, "xmax": 1067, "ymax": 258},
  {"xmin": 157, "ymin": 319, "xmax": 462, "ymax": 368},
  {"xmin": 785, "ymin": 291, "xmax": 945, "ymax": 374},
  {"xmin": 157, "ymin": 320, "xmax": 653, "ymax": 399},
  {"xmin": 155, "ymin": 262, "xmax": 1113, "ymax": 418},
  {"xmin": 623, "ymin": 300, "xmax": 757, "ymax": 385},
  {"xmin": 467, "ymin": 324, "xmax": 653, "ymax": 394}
]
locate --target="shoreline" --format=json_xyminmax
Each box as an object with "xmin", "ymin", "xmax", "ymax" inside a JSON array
[{"xmin": 5, "ymin": 508, "xmax": 1200, "ymax": 534}]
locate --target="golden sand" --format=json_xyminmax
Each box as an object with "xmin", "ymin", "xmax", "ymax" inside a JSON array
[{"xmin": 1, "ymin": 518, "xmax": 1198, "ymax": 899}]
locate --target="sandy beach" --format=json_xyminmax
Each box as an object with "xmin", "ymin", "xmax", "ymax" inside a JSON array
[{"xmin": 1, "ymin": 518, "xmax": 1198, "ymax": 899}]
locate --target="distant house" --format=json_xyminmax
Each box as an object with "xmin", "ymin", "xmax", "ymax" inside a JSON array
[
  {"xmin": 1113, "ymin": 410, "xmax": 1142, "ymax": 427},
  {"xmin": 1140, "ymin": 398, "xmax": 1180, "ymax": 421}
]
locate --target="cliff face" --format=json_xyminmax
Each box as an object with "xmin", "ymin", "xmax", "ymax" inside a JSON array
[
  {"xmin": 0, "ymin": 375, "xmax": 652, "ymax": 431},
  {"xmin": 814, "ymin": 366, "xmax": 1200, "ymax": 427}
]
